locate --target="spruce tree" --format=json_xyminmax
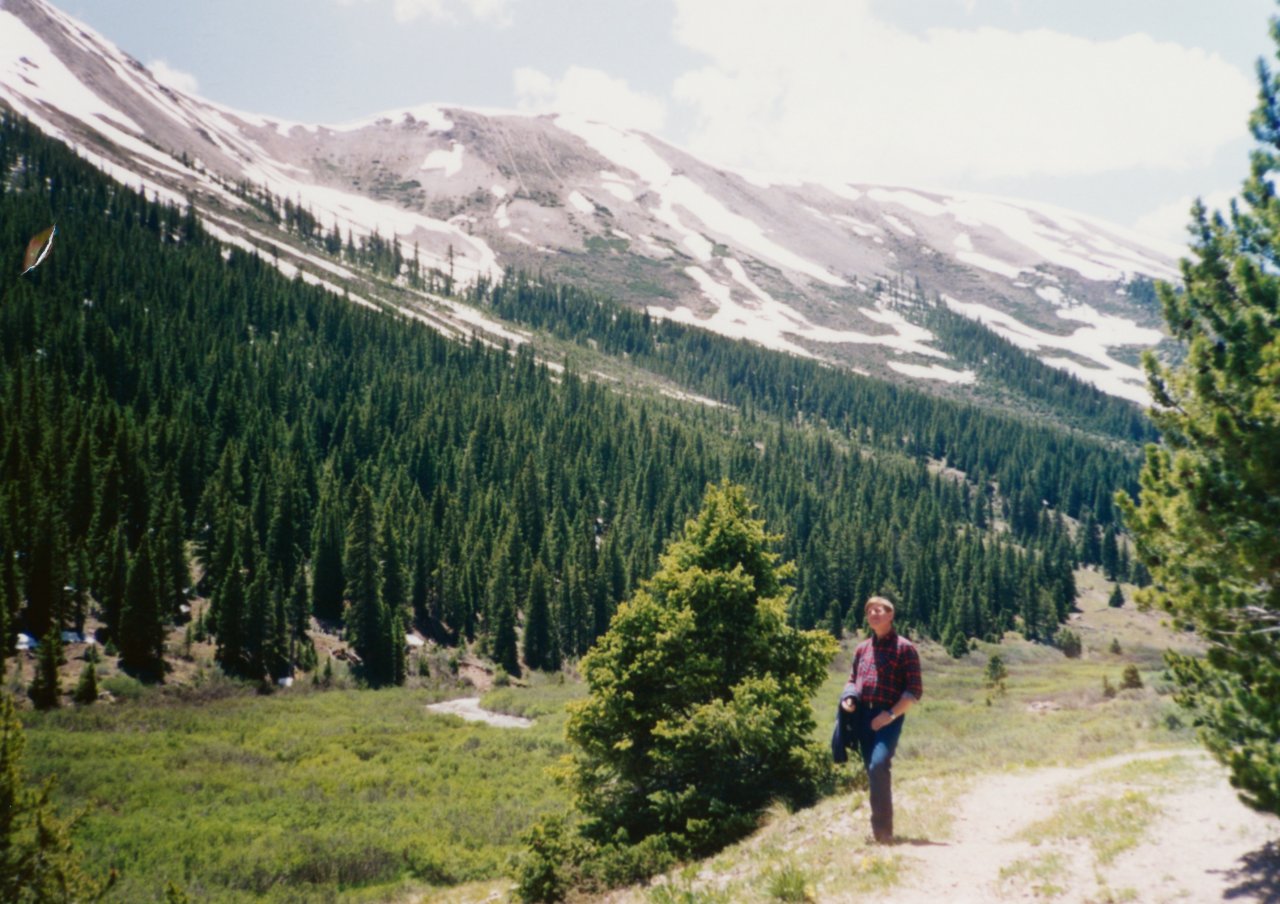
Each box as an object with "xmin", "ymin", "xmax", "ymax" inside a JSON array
[
  {"xmin": 310, "ymin": 484, "xmax": 345, "ymax": 623},
  {"xmin": 213, "ymin": 555, "xmax": 248, "ymax": 678},
  {"xmin": 97, "ymin": 522, "xmax": 129, "ymax": 640},
  {"xmin": 73, "ymin": 661, "xmax": 98, "ymax": 705},
  {"xmin": 0, "ymin": 692, "xmax": 107, "ymax": 900},
  {"xmin": 118, "ymin": 535, "xmax": 165, "ymax": 678},
  {"xmin": 554, "ymin": 481, "xmax": 837, "ymax": 881},
  {"xmin": 28, "ymin": 626, "xmax": 63, "ymax": 710},
  {"xmin": 522, "ymin": 560, "xmax": 552, "ymax": 671},
  {"xmin": 1119, "ymin": 28, "xmax": 1280, "ymax": 814},
  {"xmin": 345, "ymin": 485, "xmax": 389, "ymax": 684}
]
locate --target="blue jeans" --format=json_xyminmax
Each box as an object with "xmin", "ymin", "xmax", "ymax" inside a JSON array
[{"xmin": 856, "ymin": 708, "xmax": 904, "ymax": 841}]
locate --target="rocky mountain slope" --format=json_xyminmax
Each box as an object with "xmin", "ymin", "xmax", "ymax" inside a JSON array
[{"xmin": 0, "ymin": 0, "xmax": 1178, "ymax": 404}]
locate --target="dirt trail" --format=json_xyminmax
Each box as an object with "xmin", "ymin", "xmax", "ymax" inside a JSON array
[
  {"xmin": 889, "ymin": 748, "xmax": 1279, "ymax": 903},
  {"xmin": 425, "ymin": 696, "xmax": 533, "ymax": 728}
]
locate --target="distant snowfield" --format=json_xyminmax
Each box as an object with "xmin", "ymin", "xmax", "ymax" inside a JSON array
[
  {"xmin": 943, "ymin": 294, "xmax": 1159, "ymax": 405},
  {"xmin": 556, "ymin": 116, "xmax": 846, "ymax": 287}
]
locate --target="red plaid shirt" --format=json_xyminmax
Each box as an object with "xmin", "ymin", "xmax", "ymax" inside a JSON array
[{"xmin": 850, "ymin": 631, "xmax": 922, "ymax": 709}]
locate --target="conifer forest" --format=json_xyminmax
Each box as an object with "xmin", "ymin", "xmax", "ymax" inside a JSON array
[{"xmin": 0, "ymin": 112, "xmax": 1144, "ymax": 689}]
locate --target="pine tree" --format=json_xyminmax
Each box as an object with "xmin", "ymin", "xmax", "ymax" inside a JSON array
[
  {"xmin": 556, "ymin": 481, "xmax": 837, "ymax": 879},
  {"xmin": 345, "ymin": 485, "xmax": 394, "ymax": 684},
  {"xmin": 153, "ymin": 470, "xmax": 190, "ymax": 619},
  {"xmin": 213, "ymin": 555, "xmax": 248, "ymax": 678},
  {"xmin": 28, "ymin": 626, "xmax": 63, "ymax": 710},
  {"xmin": 1118, "ymin": 36, "xmax": 1280, "ymax": 812},
  {"xmin": 73, "ymin": 661, "xmax": 98, "ymax": 705},
  {"xmin": 522, "ymin": 560, "xmax": 553, "ymax": 671},
  {"xmin": 378, "ymin": 502, "xmax": 407, "ymax": 624},
  {"xmin": 310, "ymin": 484, "xmax": 346, "ymax": 623},
  {"xmin": 0, "ymin": 692, "xmax": 108, "ymax": 900},
  {"xmin": 118, "ymin": 535, "xmax": 165, "ymax": 678},
  {"xmin": 97, "ymin": 526, "xmax": 129, "ymax": 640}
]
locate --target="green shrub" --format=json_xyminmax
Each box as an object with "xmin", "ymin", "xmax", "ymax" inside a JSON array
[
  {"xmin": 513, "ymin": 815, "xmax": 582, "ymax": 903},
  {"xmin": 1054, "ymin": 628, "xmax": 1082, "ymax": 659},
  {"xmin": 984, "ymin": 654, "xmax": 1008, "ymax": 691},
  {"xmin": 101, "ymin": 674, "xmax": 145, "ymax": 701}
]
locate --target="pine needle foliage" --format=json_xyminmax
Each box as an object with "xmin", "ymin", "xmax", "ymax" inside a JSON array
[
  {"xmin": 1118, "ymin": 16, "xmax": 1280, "ymax": 816},
  {"xmin": 0, "ymin": 692, "xmax": 110, "ymax": 901},
  {"xmin": 520, "ymin": 482, "xmax": 836, "ymax": 898}
]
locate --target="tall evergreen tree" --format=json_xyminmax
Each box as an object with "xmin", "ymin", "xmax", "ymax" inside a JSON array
[
  {"xmin": 118, "ymin": 535, "xmax": 165, "ymax": 678},
  {"xmin": 1119, "ymin": 28, "xmax": 1280, "ymax": 814},
  {"xmin": 213, "ymin": 555, "xmax": 248, "ymax": 678},
  {"xmin": 522, "ymin": 560, "xmax": 553, "ymax": 671},
  {"xmin": 310, "ymin": 482, "xmax": 345, "ymax": 623},
  {"xmin": 27, "ymin": 626, "xmax": 62, "ymax": 710}
]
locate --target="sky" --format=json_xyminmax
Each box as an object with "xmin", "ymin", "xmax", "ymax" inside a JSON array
[{"xmin": 60, "ymin": 0, "xmax": 1279, "ymax": 252}]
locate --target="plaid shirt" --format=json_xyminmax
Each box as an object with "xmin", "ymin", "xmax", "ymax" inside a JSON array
[{"xmin": 849, "ymin": 631, "xmax": 922, "ymax": 710}]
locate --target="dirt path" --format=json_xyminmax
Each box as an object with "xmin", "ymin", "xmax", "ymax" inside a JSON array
[
  {"xmin": 890, "ymin": 748, "xmax": 1280, "ymax": 903},
  {"xmin": 425, "ymin": 696, "xmax": 533, "ymax": 728}
]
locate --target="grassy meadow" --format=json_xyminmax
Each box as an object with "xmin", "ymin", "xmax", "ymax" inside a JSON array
[
  {"xmin": 16, "ymin": 570, "xmax": 1201, "ymax": 902},
  {"xmin": 18, "ymin": 673, "xmax": 583, "ymax": 903}
]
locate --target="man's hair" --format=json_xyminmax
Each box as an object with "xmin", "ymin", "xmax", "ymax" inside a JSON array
[{"xmin": 865, "ymin": 595, "xmax": 895, "ymax": 613}]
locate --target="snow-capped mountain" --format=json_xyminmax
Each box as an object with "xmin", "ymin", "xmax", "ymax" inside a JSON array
[{"xmin": 0, "ymin": 0, "xmax": 1177, "ymax": 404}]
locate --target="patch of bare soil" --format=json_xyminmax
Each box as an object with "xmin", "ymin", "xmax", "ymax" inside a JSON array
[{"xmin": 890, "ymin": 748, "xmax": 1280, "ymax": 904}]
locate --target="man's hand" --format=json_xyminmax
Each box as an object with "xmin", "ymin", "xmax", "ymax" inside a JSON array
[
  {"xmin": 870, "ymin": 711, "xmax": 896, "ymax": 731},
  {"xmin": 840, "ymin": 696, "xmax": 856, "ymax": 713}
]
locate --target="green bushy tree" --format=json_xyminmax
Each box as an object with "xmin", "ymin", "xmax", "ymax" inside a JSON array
[
  {"xmin": 521, "ymin": 482, "xmax": 836, "ymax": 898},
  {"xmin": 1118, "ymin": 19, "xmax": 1280, "ymax": 816}
]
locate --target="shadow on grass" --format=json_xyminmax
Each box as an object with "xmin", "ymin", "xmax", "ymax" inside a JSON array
[{"xmin": 1222, "ymin": 840, "xmax": 1279, "ymax": 901}]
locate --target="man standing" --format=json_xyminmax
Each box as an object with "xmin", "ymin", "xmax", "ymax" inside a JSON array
[{"xmin": 839, "ymin": 595, "xmax": 922, "ymax": 843}]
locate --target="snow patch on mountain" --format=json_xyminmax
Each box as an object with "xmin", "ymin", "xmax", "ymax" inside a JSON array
[
  {"xmin": 555, "ymin": 116, "xmax": 847, "ymax": 287},
  {"xmin": 888, "ymin": 361, "xmax": 976, "ymax": 384},
  {"xmin": 943, "ymin": 294, "xmax": 1160, "ymax": 404},
  {"xmin": 421, "ymin": 141, "xmax": 464, "ymax": 177}
]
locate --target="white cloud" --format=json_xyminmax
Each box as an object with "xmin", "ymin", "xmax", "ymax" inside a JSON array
[
  {"xmin": 148, "ymin": 60, "xmax": 198, "ymax": 95},
  {"xmin": 514, "ymin": 66, "xmax": 667, "ymax": 133},
  {"xmin": 1131, "ymin": 189, "xmax": 1238, "ymax": 257},
  {"xmin": 670, "ymin": 0, "xmax": 1254, "ymax": 188},
  {"xmin": 339, "ymin": 0, "xmax": 515, "ymax": 26}
]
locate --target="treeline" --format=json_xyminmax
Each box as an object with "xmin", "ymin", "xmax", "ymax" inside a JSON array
[
  {"xmin": 1, "ymin": 114, "xmax": 1138, "ymax": 690},
  {"xmin": 469, "ymin": 271, "xmax": 1142, "ymax": 526}
]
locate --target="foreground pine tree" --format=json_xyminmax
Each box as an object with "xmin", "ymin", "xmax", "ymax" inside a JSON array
[
  {"xmin": 1118, "ymin": 20, "xmax": 1280, "ymax": 816},
  {"xmin": 0, "ymin": 692, "xmax": 110, "ymax": 900},
  {"xmin": 516, "ymin": 481, "xmax": 837, "ymax": 900}
]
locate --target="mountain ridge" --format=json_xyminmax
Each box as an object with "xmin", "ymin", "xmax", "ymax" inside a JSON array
[{"xmin": 1, "ymin": 0, "xmax": 1176, "ymax": 405}]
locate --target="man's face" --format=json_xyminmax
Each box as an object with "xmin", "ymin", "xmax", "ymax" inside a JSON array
[{"xmin": 866, "ymin": 602, "xmax": 894, "ymax": 634}]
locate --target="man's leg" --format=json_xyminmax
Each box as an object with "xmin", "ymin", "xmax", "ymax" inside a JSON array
[
  {"xmin": 866, "ymin": 735, "xmax": 895, "ymax": 842},
  {"xmin": 859, "ymin": 713, "xmax": 904, "ymax": 843}
]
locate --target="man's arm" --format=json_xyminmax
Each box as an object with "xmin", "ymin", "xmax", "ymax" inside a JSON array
[
  {"xmin": 870, "ymin": 643, "xmax": 922, "ymax": 730},
  {"xmin": 869, "ymin": 692, "xmax": 914, "ymax": 730}
]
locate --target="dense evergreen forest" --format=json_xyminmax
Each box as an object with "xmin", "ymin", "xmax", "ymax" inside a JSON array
[{"xmin": 0, "ymin": 114, "xmax": 1143, "ymax": 689}]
